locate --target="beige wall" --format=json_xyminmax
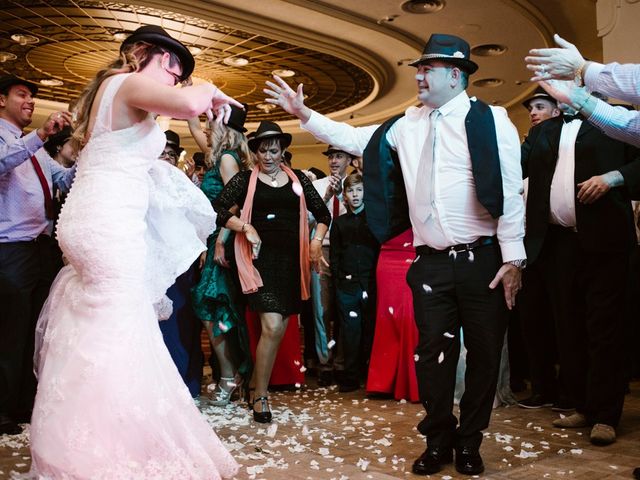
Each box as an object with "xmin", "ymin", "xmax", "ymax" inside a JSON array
[{"xmin": 597, "ymin": 0, "xmax": 640, "ymax": 65}]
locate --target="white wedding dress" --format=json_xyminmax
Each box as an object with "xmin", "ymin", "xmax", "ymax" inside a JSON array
[{"xmin": 28, "ymin": 73, "xmax": 239, "ymax": 479}]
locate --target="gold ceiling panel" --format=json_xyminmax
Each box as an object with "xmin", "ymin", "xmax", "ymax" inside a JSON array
[{"xmin": 0, "ymin": 0, "xmax": 375, "ymax": 121}]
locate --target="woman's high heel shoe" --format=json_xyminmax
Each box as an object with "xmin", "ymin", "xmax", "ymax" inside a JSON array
[
  {"xmin": 208, "ymin": 376, "xmax": 241, "ymax": 406},
  {"xmin": 252, "ymin": 396, "xmax": 272, "ymax": 423}
]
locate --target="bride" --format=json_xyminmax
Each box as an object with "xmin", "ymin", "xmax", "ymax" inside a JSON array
[{"xmin": 29, "ymin": 25, "xmax": 240, "ymax": 479}]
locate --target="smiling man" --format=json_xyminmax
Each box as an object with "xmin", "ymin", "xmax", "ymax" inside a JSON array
[
  {"xmin": 522, "ymin": 86, "xmax": 561, "ymax": 127},
  {"xmin": 0, "ymin": 74, "xmax": 74, "ymax": 435},
  {"xmin": 265, "ymin": 33, "xmax": 525, "ymax": 476}
]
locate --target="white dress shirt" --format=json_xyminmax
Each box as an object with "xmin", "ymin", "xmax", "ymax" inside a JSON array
[
  {"xmin": 312, "ymin": 175, "xmax": 347, "ymax": 246},
  {"xmin": 549, "ymin": 118, "xmax": 582, "ymax": 227},
  {"xmin": 301, "ymin": 91, "xmax": 526, "ymax": 262}
]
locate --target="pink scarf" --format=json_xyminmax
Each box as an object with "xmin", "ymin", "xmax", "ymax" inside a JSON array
[{"xmin": 235, "ymin": 164, "xmax": 311, "ymax": 300}]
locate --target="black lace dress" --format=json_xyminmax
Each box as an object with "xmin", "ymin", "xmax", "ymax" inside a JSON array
[{"xmin": 214, "ymin": 169, "xmax": 331, "ymax": 316}]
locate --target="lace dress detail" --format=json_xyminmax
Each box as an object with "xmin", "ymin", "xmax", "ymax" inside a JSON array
[
  {"xmin": 29, "ymin": 73, "xmax": 238, "ymax": 479},
  {"xmin": 214, "ymin": 169, "xmax": 330, "ymax": 315}
]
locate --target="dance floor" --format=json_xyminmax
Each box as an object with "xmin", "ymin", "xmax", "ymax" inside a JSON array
[{"xmin": 1, "ymin": 381, "xmax": 639, "ymax": 479}]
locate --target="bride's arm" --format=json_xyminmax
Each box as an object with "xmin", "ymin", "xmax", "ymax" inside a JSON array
[{"xmin": 118, "ymin": 73, "xmax": 237, "ymax": 120}]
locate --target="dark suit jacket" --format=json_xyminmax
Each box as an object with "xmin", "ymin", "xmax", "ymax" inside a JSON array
[{"xmin": 522, "ymin": 116, "xmax": 640, "ymax": 263}]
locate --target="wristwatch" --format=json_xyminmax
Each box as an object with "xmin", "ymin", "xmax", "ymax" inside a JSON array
[{"xmin": 506, "ymin": 259, "xmax": 527, "ymax": 270}]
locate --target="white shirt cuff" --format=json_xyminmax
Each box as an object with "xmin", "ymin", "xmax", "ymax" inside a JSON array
[
  {"xmin": 499, "ymin": 241, "xmax": 527, "ymax": 263},
  {"xmin": 584, "ymin": 62, "xmax": 605, "ymax": 89}
]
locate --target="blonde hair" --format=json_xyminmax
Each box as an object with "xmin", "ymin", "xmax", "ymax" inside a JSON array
[
  {"xmin": 70, "ymin": 41, "xmax": 179, "ymax": 155},
  {"xmin": 208, "ymin": 121, "xmax": 253, "ymax": 171}
]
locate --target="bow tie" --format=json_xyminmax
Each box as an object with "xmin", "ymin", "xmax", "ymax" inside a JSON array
[{"xmin": 562, "ymin": 113, "xmax": 583, "ymax": 123}]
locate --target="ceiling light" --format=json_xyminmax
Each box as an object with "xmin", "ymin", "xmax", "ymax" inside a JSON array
[
  {"xmin": 401, "ymin": 0, "xmax": 445, "ymax": 14},
  {"xmin": 471, "ymin": 44, "xmax": 508, "ymax": 57},
  {"xmin": 113, "ymin": 32, "xmax": 128, "ymax": 42},
  {"xmin": 256, "ymin": 103, "xmax": 276, "ymax": 112},
  {"xmin": 40, "ymin": 79, "xmax": 64, "ymax": 86},
  {"xmin": 272, "ymin": 69, "xmax": 295, "ymax": 78},
  {"xmin": 472, "ymin": 78, "xmax": 504, "ymax": 88},
  {"xmin": 188, "ymin": 46, "xmax": 202, "ymax": 55},
  {"xmin": 11, "ymin": 34, "xmax": 39, "ymax": 46},
  {"xmin": 0, "ymin": 52, "xmax": 17, "ymax": 62},
  {"xmin": 223, "ymin": 56, "xmax": 249, "ymax": 67}
]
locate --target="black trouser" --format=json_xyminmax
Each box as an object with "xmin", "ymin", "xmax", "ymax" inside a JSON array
[
  {"xmin": 519, "ymin": 261, "xmax": 561, "ymax": 400},
  {"xmin": 533, "ymin": 226, "xmax": 628, "ymax": 427},
  {"xmin": 0, "ymin": 235, "xmax": 60, "ymax": 417},
  {"xmin": 335, "ymin": 282, "xmax": 376, "ymax": 384},
  {"xmin": 407, "ymin": 243, "xmax": 508, "ymax": 450}
]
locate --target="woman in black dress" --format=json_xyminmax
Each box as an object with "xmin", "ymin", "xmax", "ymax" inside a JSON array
[{"xmin": 214, "ymin": 121, "xmax": 331, "ymax": 422}]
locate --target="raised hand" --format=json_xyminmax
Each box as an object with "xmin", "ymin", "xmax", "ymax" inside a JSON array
[
  {"xmin": 525, "ymin": 34, "xmax": 585, "ymax": 82},
  {"xmin": 208, "ymin": 87, "xmax": 244, "ymax": 125},
  {"xmin": 37, "ymin": 111, "xmax": 72, "ymax": 140},
  {"xmin": 264, "ymin": 75, "xmax": 311, "ymax": 122}
]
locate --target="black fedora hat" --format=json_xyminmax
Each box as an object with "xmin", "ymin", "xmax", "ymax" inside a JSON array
[
  {"xmin": 409, "ymin": 33, "xmax": 478, "ymax": 74},
  {"xmin": 247, "ymin": 121, "xmax": 292, "ymax": 152},
  {"xmin": 192, "ymin": 151, "xmax": 206, "ymax": 167},
  {"xmin": 120, "ymin": 25, "xmax": 194, "ymax": 81},
  {"xmin": 164, "ymin": 129, "xmax": 184, "ymax": 154},
  {"xmin": 0, "ymin": 75, "xmax": 38, "ymax": 96},
  {"xmin": 522, "ymin": 86, "xmax": 558, "ymax": 109},
  {"xmin": 43, "ymin": 126, "xmax": 73, "ymax": 157},
  {"xmin": 322, "ymin": 145, "xmax": 355, "ymax": 158},
  {"xmin": 215, "ymin": 103, "xmax": 249, "ymax": 133}
]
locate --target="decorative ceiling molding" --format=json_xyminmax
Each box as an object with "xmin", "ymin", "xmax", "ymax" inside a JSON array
[{"xmin": 596, "ymin": 0, "xmax": 621, "ymax": 37}]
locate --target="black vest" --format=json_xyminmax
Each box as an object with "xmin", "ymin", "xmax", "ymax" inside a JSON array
[{"xmin": 363, "ymin": 98, "xmax": 504, "ymax": 243}]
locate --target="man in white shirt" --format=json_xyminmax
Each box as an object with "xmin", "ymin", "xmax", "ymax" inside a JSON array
[
  {"xmin": 310, "ymin": 146, "xmax": 353, "ymax": 387},
  {"xmin": 265, "ymin": 33, "xmax": 525, "ymax": 476}
]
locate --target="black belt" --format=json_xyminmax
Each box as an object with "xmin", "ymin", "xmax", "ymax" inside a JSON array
[
  {"xmin": 548, "ymin": 224, "xmax": 578, "ymax": 234},
  {"xmin": 415, "ymin": 235, "xmax": 497, "ymax": 256}
]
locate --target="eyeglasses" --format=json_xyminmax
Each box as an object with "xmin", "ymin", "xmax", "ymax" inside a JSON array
[
  {"xmin": 160, "ymin": 150, "xmax": 178, "ymax": 160},
  {"xmin": 160, "ymin": 51, "xmax": 182, "ymax": 86}
]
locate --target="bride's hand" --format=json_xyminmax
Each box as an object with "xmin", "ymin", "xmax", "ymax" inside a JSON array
[{"xmin": 208, "ymin": 88, "xmax": 244, "ymax": 125}]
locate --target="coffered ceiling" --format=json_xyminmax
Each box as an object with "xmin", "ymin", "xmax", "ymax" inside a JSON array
[{"xmin": 0, "ymin": 0, "xmax": 600, "ymax": 165}]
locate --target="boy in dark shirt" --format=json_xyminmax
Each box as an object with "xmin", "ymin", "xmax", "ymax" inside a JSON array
[{"xmin": 330, "ymin": 173, "xmax": 380, "ymax": 392}]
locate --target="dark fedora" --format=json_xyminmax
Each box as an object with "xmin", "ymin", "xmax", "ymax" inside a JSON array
[
  {"xmin": 215, "ymin": 103, "xmax": 249, "ymax": 133},
  {"xmin": 247, "ymin": 121, "xmax": 292, "ymax": 152},
  {"xmin": 43, "ymin": 126, "xmax": 73, "ymax": 158},
  {"xmin": 192, "ymin": 151, "xmax": 206, "ymax": 167},
  {"xmin": 409, "ymin": 33, "xmax": 478, "ymax": 74},
  {"xmin": 0, "ymin": 75, "xmax": 38, "ymax": 96},
  {"xmin": 322, "ymin": 145, "xmax": 355, "ymax": 158},
  {"xmin": 120, "ymin": 25, "xmax": 194, "ymax": 81},
  {"xmin": 522, "ymin": 86, "xmax": 558, "ymax": 109},
  {"xmin": 164, "ymin": 129, "xmax": 184, "ymax": 154}
]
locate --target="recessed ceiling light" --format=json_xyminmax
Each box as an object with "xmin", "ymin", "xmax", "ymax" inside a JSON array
[
  {"xmin": 188, "ymin": 46, "xmax": 202, "ymax": 55},
  {"xmin": 11, "ymin": 34, "xmax": 39, "ymax": 45},
  {"xmin": 223, "ymin": 56, "xmax": 249, "ymax": 67},
  {"xmin": 256, "ymin": 103, "xmax": 276, "ymax": 112},
  {"xmin": 40, "ymin": 79, "xmax": 64, "ymax": 86},
  {"xmin": 0, "ymin": 52, "xmax": 17, "ymax": 62},
  {"xmin": 472, "ymin": 78, "xmax": 504, "ymax": 88},
  {"xmin": 272, "ymin": 69, "xmax": 295, "ymax": 78},
  {"xmin": 471, "ymin": 44, "xmax": 508, "ymax": 57},
  {"xmin": 401, "ymin": 0, "xmax": 445, "ymax": 14},
  {"xmin": 113, "ymin": 32, "xmax": 128, "ymax": 42}
]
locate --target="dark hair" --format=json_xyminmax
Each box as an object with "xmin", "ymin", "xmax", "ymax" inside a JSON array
[
  {"xmin": 43, "ymin": 126, "xmax": 73, "ymax": 157},
  {"xmin": 250, "ymin": 136, "xmax": 289, "ymax": 154},
  {"xmin": 343, "ymin": 173, "xmax": 363, "ymax": 191}
]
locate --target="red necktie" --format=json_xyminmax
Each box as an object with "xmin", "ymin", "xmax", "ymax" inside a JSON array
[
  {"xmin": 332, "ymin": 195, "xmax": 340, "ymax": 219},
  {"xmin": 30, "ymin": 155, "xmax": 55, "ymax": 220}
]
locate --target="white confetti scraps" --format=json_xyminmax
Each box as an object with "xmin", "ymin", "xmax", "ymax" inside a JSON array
[
  {"xmin": 403, "ymin": 242, "xmax": 411, "ymax": 247},
  {"xmin": 569, "ymin": 448, "xmax": 583, "ymax": 455},
  {"xmin": 294, "ymin": 360, "xmax": 301, "ymax": 366},
  {"xmin": 422, "ymin": 284, "xmax": 432, "ymax": 294},
  {"xmin": 388, "ymin": 306, "xmax": 394, "ymax": 315},
  {"xmin": 448, "ymin": 249, "xmax": 457, "ymax": 260},
  {"xmin": 299, "ymin": 365, "xmax": 307, "ymax": 373},
  {"xmin": 294, "ymin": 383, "xmax": 301, "ymax": 388},
  {"xmin": 515, "ymin": 450, "xmax": 539, "ymax": 459},
  {"xmin": 468, "ymin": 250, "xmax": 474, "ymax": 262},
  {"xmin": 438, "ymin": 351, "xmax": 445, "ymax": 364},
  {"xmin": 310, "ymin": 460, "xmax": 320, "ymax": 470},
  {"xmin": 266, "ymin": 423, "xmax": 278, "ymax": 437},
  {"xmin": 218, "ymin": 321, "xmax": 229, "ymax": 333},
  {"xmin": 414, "ymin": 354, "xmax": 419, "ymax": 362},
  {"xmin": 266, "ymin": 213, "xmax": 276, "ymax": 220},
  {"xmin": 292, "ymin": 182, "xmax": 303, "ymax": 196},
  {"xmin": 413, "ymin": 255, "xmax": 420, "ymax": 263},
  {"xmin": 349, "ymin": 311, "xmax": 358, "ymax": 318},
  {"xmin": 362, "ymin": 291, "xmax": 368, "ymax": 300},
  {"xmin": 405, "ymin": 258, "xmax": 413, "ymax": 263},
  {"xmin": 356, "ymin": 458, "xmax": 370, "ymax": 471},
  {"xmin": 345, "ymin": 274, "xmax": 352, "ymax": 280},
  {"xmin": 327, "ymin": 339, "xmax": 336, "ymax": 349},
  {"xmin": 443, "ymin": 332, "xmax": 454, "ymax": 338}
]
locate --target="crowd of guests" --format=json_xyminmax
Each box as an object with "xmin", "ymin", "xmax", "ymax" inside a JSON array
[{"xmin": 0, "ymin": 24, "xmax": 639, "ymax": 478}]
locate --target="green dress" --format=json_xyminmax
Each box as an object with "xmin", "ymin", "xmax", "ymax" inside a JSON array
[{"xmin": 191, "ymin": 150, "xmax": 250, "ymax": 375}]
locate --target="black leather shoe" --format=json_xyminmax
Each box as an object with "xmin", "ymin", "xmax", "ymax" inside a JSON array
[
  {"xmin": 412, "ymin": 446, "xmax": 453, "ymax": 475},
  {"xmin": 0, "ymin": 414, "xmax": 23, "ymax": 435},
  {"xmin": 455, "ymin": 446, "xmax": 484, "ymax": 475},
  {"xmin": 252, "ymin": 396, "xmax": 272, "ymax": 423},
  {"xmin": 317, "ymin": 370, "xmax": 334, "ymax": 387}
]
